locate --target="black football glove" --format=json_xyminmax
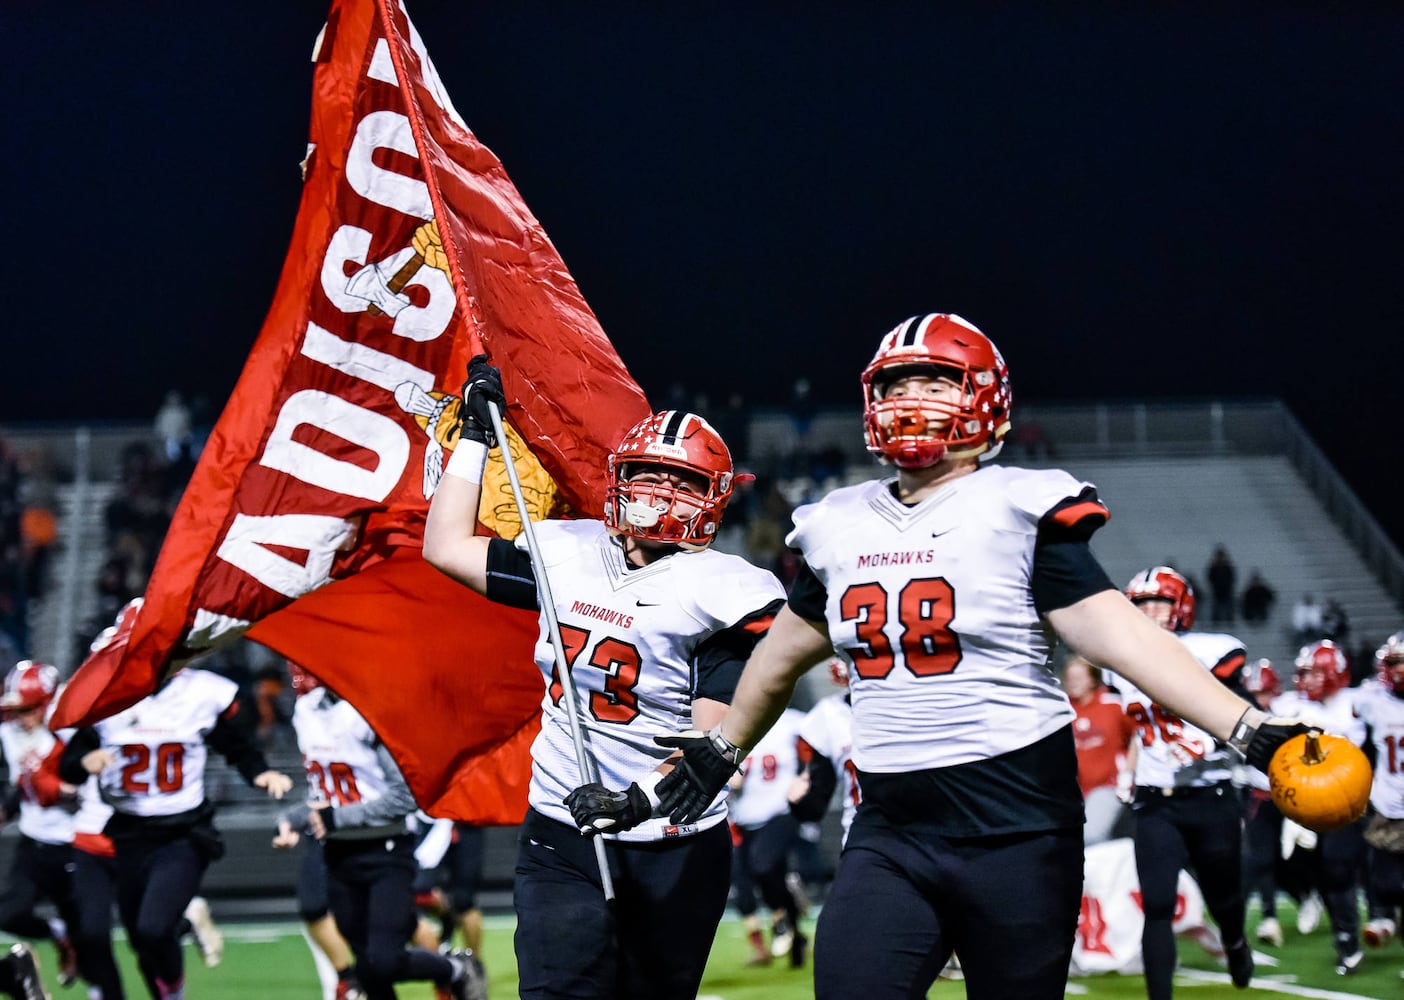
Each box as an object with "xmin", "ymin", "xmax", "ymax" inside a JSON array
[
  {"xmin": 1229, "ymin": 707, "xmax": 1312, "ymax": 772},
  {"xmin": 564, "ymin": 782, "xmax": 653, "ymax": 837},
  {"xmin": 654, "ymin": 726, "xmax": 744, "ymax": 826},
  {"xmin": 458, "ymin": 354, "xmax": 505, "ymax": 448}
]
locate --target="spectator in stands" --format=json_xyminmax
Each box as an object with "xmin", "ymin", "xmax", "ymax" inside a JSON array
[
  {"xmin": 1240, "ymin": 571, "xmax": 1276, "ymax": 625},
  {"xmin": 1011, "ymin": 417, "xmax": 1055, "ymax": 459},
  {"xmin": 1205, "ymin": 545, "xmax": 1238, "ymax": 625},
  {"xmin": 1292, "ymin": 594, "xmax": 1324, "ymax": 645},
  {"xmin": 1321, "ymin": 598, "xmax": 1350, "ymax": 645},
  {"xmin": 1062, "ymin": 654, "xmax": 1135, "ymax": 846},
  {"xmin": 0, "ymin": 437, "xmax": 32, "ymax": 655},
  {"xmin": 153, "ymin": 390, "xmax": 193, "ymax": 464}
]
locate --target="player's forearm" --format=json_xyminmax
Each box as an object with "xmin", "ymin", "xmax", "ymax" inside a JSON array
[
  {"xmin": 719, "ymin": 606, "xmax": 833, "ymax": 752},
  {"xmin": 1049, "ymin": 590, "xmax": 1249, "ymax": 740},
  {"xmin": 423, "ymin": 471, "xmax": 491, "ymax": 592}
]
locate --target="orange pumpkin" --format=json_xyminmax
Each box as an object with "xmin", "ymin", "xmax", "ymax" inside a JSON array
[{"xmin": 1268, "ymin": 730, "xmax": 1372, "ymax": 833}]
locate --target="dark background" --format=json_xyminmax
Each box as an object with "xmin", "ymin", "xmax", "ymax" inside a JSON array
[{"xmin": 4, "ymin": 3, "xmax": 1400, "ymax": 542}]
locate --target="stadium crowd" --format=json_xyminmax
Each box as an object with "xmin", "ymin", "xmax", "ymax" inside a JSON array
[{"xmin": 2, "ymin": 319, "xmax": 1404, "ymax": 1000}]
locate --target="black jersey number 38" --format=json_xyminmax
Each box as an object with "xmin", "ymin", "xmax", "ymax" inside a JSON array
[{"xmin": 840, "ymin": 578, "xmax": 962, "ymax": 679}]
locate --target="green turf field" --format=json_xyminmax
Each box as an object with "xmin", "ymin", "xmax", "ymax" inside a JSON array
[{"xmin": 7, "ymin": 902, "xmax": 1400, "ymax": 998}]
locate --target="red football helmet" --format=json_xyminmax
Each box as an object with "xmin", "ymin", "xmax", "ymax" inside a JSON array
[
  {"xmin": 1294, "ymin": 640, "xmax": 1350, "ymax": 702},
  {"xmin": 1376, "ymin": 632, "xmax": 1404, "ymax": 696},
  {"xmin": 287, "ymin": 661, "xmax": 323, "ymax": 697},
  {"xmin": 862, "ymin": 313, "xmax": 1012, "ymax": 468},
  {"xmin": 604, "ymin": 411, "xmax": 739, "ymax": 550},
  {"xmin": 1244, "ymin": 658, "xmax": 1281, "ymax": 699},
  {"xmin": 1, "ymin": 660, "xmax": 60, "ymax": 719},
  {"xmin": 1125, "ymin": 566, "xmax": 1196, "ymax": 632}
]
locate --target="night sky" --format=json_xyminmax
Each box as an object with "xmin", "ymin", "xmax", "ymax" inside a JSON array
[{"xmin": 5, "ymin": 4, "xmax": 1401, "ymax": 541}]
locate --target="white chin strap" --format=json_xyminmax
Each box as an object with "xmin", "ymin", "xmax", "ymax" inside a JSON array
[{"xmin": 622, "ymin": 500, "xmax": 666, "ymax": 528}]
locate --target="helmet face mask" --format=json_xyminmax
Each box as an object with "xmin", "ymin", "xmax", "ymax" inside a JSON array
[
  {"xmin": 862, "ymin": 314, "xmax": 1011, "ymax": 469},
  {"xmin": 1125, "ymin": 566, "xmax": 1196, "ymax": 632},
  {"xmin": 604, "ymin": 411, "xmax": 737, "ymax": 550},
  {"xmin": 1, "ymin": 661, "xmax": 60, "ymax": 723},
  {"xmin": 1294, "ymin": 640, "xmax": 1349, "ymax": 702}
]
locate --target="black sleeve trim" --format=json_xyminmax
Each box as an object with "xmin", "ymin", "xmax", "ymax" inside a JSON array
[
  {"xmin": 693, "ymin": 598, "xmax": 786, "ymax": 704},
  {"xmin": 1211, "ymin": 649, "xmax": 1249, "ymax": 695},
  {"xmin": 786, "ymin": 558, "xmax": 828, "ymax": 623},
  {"xmin": 58, "ymin": 727, "xmax": 101, "ymax": 785},
  {"xmin": 1037, "ymin": 487, "xmax": 1110, "ymax": 543},
  {"xmin": 484, "ymin": 537, "xmax": 539, "ymax": 610},
  {"xmin": 1031, "ymin": 538, "xmax": 1117, "ymax": 615},
  {"xmin": 207, "ymin": 699, "xmax": 274, "ymax": 786}
]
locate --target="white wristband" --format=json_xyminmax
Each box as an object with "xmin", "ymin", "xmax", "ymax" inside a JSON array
[
  {"xmin": 443, "ymin": 439, "xmax": 488, "ymax": 484},
  {"xmin": 639, "ymin": 769, "xmax": 665, "ymax": 810}
]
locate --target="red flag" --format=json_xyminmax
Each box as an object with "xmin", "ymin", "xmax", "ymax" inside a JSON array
[{"xmin": 51, "ymin": 0, "xmax": 650, "ymax": 823}]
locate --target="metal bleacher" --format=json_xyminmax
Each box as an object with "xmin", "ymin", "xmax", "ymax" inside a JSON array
[{"xmin": 3, "ymin": 398, "xmax": 1401, "ymax": 920}]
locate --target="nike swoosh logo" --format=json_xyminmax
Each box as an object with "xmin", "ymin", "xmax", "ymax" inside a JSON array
[
  {"xmin": 635, "ymin": 600, "xmax": 661, "ymax": 607},
  {"xmin": 931, "ymin": 528, "xmax": 955, "ymax": 539}
]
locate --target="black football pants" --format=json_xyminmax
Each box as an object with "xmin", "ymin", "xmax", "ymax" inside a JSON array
[{"xmin": 514, "ymin": 808, "xmax": 732, "ymax": 1000}]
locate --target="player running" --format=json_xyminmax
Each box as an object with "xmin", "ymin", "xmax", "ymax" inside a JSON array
[
  {"xmin": 424, "ymin": 357, "xmax": 785, "ymax": 1000},
  {"xmin": 598, "ymin": 312, "xmax": 1313, "ymax": 999}
]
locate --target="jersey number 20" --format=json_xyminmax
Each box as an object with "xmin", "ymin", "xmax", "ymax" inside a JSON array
[{"xmin": 840, "ymin": 578, "xmax": 961, "ymax": 679}]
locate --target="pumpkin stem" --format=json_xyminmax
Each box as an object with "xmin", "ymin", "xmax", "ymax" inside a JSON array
[{"xmin": 1301, "ymin": 728, "xmax": 1324, "ymax": 765}]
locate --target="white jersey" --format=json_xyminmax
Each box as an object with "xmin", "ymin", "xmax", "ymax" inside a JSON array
[
  {"xmin": 788, "ymin": 466, "xmax": 1095, "ymax": 773},
  {"xmin": 92, "ymin": 669, "xmax": 238, "ymax": 817},
  {"xmin": 293, "ymin": 688, "xmax": 394, "ymax": 808},
  {"xmin": 730, "ymin": 708, "xmax": 805, "ymax": 829},
  {"xmin": 521, "ymin": 519, "xmax": 785, "ymax": 841},
  {"xmin": 797, "ymin": 692, "xmax": 858, "ymax": 842},
  {"xmin": 1267, "ymin": 688, "xmax": 1365, "ymax": 745},
  {"xmin": 55, "ymin": 716, "xmax": 115, "ymax": 852},
  {"xmin": 0, "ymin": 718, "xmax": 73, "ymax": 845},
  {"xmin": 1114, "ymin": 631, "xmax": 1245, "ymax": 789},
  {"xmin": 1355, "ymin": 680, "xmax": 1404, "ymax": 818}
]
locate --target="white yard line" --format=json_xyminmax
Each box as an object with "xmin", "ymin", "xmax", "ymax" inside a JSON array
[{"xmin": 1176, "ymin": 968, "xmax": 1385, "ymax": 1000}]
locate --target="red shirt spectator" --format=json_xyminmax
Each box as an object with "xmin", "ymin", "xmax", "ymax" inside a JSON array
[{"xmin": 1065, "ymin": 656, "xmax": 1134, "ymax": 796}]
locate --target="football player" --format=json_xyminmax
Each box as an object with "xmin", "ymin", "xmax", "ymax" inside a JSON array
[
  {"xmin": 0, "ymin": 942, "xmax": 48, "ymax": 1000},
  {"xmin": 58, "ymin": 643, "xmax": 294, "ymax": 1000},
  {"xmin": 279, "ymin": 663, "xmax": 361, "ymax": 1000},
  {"xmin": 789, "ymin": 658, "xmax": 857, "ymax": 846},
  {"xmin": 0, "ymin": 662, "xmax": 80, "ymax": 992},
  {"xmin": 1268, "ymin": 639, "xmax": 1370, "ymax": 974},
  {"xmin": 1115, "ymin": 567, "xmax": 1255, "ymax": 998},
  {"xmin": 1357, "ymin": 633, "xmax": 1404, "ymax": 952},
  {"xmin": 1237, "ymin": 658, "xmax": 1297, "ymax": 949},
  {"xmin": 728, "ymin": 705, "xmax": 808, "ymax": 967},
  {"xmin": 423, "ymin": 358, "xmax": 786, "ymax": 1000},
  {"xmin": 411, "ymin": 820, "xmax": 488, "ymax": 961},
  {"xmin": 274, "ymin": 663, "xmax": 483, "ymax": 1000},
  {"xmin": 616, "ymin": 313, "xmax": 1310, "ymax": 999}
]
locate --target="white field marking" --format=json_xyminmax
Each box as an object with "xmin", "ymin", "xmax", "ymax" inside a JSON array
[{"xmin": 1176, "ymin": 968, "xmax": 1382, "ymax": 999}]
